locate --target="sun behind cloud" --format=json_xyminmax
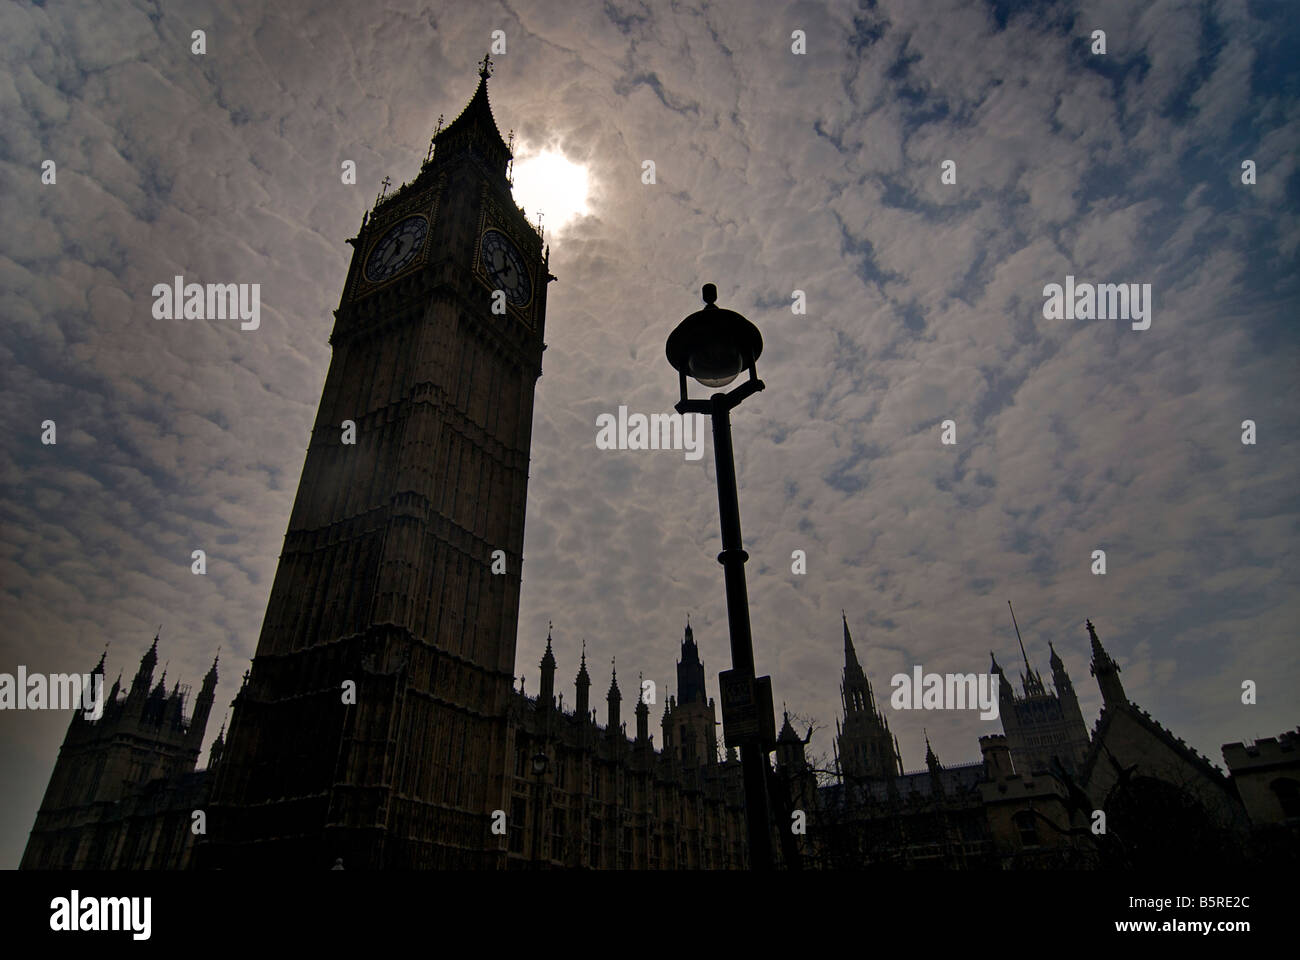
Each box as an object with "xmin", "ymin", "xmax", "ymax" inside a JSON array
[{"xmin": 510, "ymin": 148, "xmax": 590, "ymax": 235}]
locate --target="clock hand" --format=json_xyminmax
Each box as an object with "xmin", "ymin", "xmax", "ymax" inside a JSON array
[{"xmin": 379, "ymin": 240, "xmax": 406, "ymax": 273}]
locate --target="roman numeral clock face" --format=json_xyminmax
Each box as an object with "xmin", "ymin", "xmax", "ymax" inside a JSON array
[
  {"xmin": 480, "ymin": 228, "xmax": 532, "ymax": 308},
  {"xmin": 364, "ymin": 215, "xmax": 428, "ymax": 283}
]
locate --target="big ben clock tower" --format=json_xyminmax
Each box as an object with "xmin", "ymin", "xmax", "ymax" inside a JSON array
[{"xmin": 201, "ymin": 57, "xmax": 551, "ymax": 869}]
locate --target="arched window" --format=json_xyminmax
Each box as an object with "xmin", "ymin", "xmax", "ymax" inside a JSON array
[{"xmin": 1013, "ymin": 810, "xmax": 1039, "ymax": 848}]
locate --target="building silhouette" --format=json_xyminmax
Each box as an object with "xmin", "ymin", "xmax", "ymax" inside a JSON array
[
  {"xmin": 197, "ymin": 56, "xmax": 550, "ymax": 870},
  {"xmin": 802, "ymin": 617, "xmax": 1297, "ymax": 869},
  {"xmin": 19, "ymin": 67, "xmax": 1300, "ymax": 871},
  {"xmin": 21, "ymin": 637, "xmax": 220, "ymax": 869}
]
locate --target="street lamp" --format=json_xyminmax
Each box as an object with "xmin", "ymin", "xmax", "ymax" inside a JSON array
[{"xmin": 666, "ymin": 283, "xmax": 776, "ymax": 871}]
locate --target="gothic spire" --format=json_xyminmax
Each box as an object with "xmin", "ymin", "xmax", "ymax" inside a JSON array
[
  {"xmin": 538, "ymin": 623, "xmax": 557, "ymax": 710},
  {"xmin": 606, "ymin": 658, "xmax": 622, "ymax": 733},
  {"xmin": 635, "ymin": 671, "xmax": 649, "ymax": 743},
  {"xmin": 574, "ymin": 638, "xmax": 591, "ymax": 720},
  {"xmin": 925, "ymin": 730, "xmax": 944, "ymax": 795},
  {"xmin": 607, "ymin": 657, "xmax": 620, "ymax": 701},
  {"xmin": 677, "ymin": 618, "xmax": 706, "ymax": 705},
  {"xmin": 576, "ymin": 637, "xmax": 588, "ymax": 675},
  {"xmin": 777, "ymin": 709, "xmax": 800, "ymax": 744},
  {"xmin": 130, "ymin": 632, "xmax": 159, "ymax": 696},
  {"xmin": 1008, "ymin": 600, "xmax": 1045, "ymax": 697},
  {"xmin": 1087, "ymin": 619, "xmax": 1126, "ymax": 707},
  {"xmin": 428, "ymin": 55, "xmax": 511, "ymax": 181},
  {"xmin": 842, "ymin": 610, "xmax": 861, "ymax": 669},
  {"xmin": 541, "ymin": 623, "xmax": 556, "ymax": 669}
]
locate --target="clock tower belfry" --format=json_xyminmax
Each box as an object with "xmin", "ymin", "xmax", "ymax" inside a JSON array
[{"xmin": 201, "ymin": 58, "xmax": 551, "ymax": 869}]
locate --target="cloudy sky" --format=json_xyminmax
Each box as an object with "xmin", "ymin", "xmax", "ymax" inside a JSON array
[{"xmin": 2, "ymin": 0, "xmax": 1297, "ymax": 868}]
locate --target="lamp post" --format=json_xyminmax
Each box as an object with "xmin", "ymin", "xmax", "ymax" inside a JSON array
[
  {"xmin": 530, "ymin": 750, "xmax": 549, "ymax": 868},
  {"xmin": 666, "ymin": 283, "xmax": 776, "ymax": 871}
]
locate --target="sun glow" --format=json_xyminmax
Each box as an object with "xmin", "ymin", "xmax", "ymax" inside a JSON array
[{"xmin": 511, "ymin": 149, "xmax": 590, "ymax": 235}]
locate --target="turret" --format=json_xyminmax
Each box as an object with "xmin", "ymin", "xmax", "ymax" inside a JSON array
[
  {"xmin": 1049, "ymin": 640, "xmax": 1087, "ymax": 733},
  {"xmin": 574, "ymin": 640, "xmax": 590, "ymax": 720},
  {"xmin": 979, "ymin": 734, "xmax": 1014, "ymax": 779},
  {"xmin": 128, "ymin": 634, "xmax": 159, "ymax": 701},
  {"xmin": 635, "ymin": 673, "xmax": 649, "ymax": 744},
  {"xmin": 208, "ymin": 721, "xmax": 226, "ymax": 769},
  {"xmin": 538, "ymin": 624, "xmax": 556, "ymax": 711},
  {"xmin": 144, "ymin": 669, "xmax": 168, "ymax": 724},
  {"xmin": 189, "ymin": 652, "xmax": 219, "ymax": 748},
  {"xmin": 606, "ymin": 660, "xmax": 621, "ymax": 733},
  {"xmin": 925, "ymin": 730, "xmax": 944, "ymax": 796},
  {"xmin": 991, "ymin": 651, "xmax": 1013, "ymax": 703},
  {"xmin": 775, "ymin": 710, "xmax": 809, "ymax": 769},
  {"xmin": 676, "ymin": 618, "xmax": 706, "ymax": 705},
  {"xmin": 164, "ymin": 681, "xmax": 187, "ymax": 731},
  {"xmin": 1087, "ymin": 619, "xmax": 1126, "ymax": 708}
]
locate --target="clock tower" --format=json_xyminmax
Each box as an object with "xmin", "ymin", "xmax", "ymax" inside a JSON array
[{"xmin": 201, "ymin": 57, "xmax": 551, "ymax": 869}]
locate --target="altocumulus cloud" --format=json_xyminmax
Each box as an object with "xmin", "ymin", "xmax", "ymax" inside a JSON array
[{"xmin": 0, "ymin": 0, "xmax": 1297, "ymax": 867}]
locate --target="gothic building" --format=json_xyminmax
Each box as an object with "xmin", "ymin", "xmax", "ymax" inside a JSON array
[
  {"xmin": 989, "ymin": 625, "xmax": 1091, "ymax": 776},
  {"xmin": 199, "ymin": 57, "xmax": 550, "ymax": 870},
  {"xmin": 800, "ymin": 617, "xmax": 1299, "ymax": 869},
  {"xmin": 24, "ymin": 623, "xmax": 761, "ymax": 871},
  {"xmin": 833, "ymin": 614, "xmax": 903, "ymax": 781},
  {"xmin": 502, "ymin": 624, "xmax": 751, "ymax": 869},
  {"xmin": 21, "ymin": 636, "xmax": 221, "ymax": 869},
  {"xmin": 20, "ymin": 65, "xmax": 1299, "ymax": 873}
]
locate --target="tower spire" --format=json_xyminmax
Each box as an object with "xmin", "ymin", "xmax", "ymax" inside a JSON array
[
  {"xmin": 426, "ymin": 56, "xmax": 511, "ymax": 182},
  {"xmin": 1008, "ymin": 601, "xmax": 1045, "ymax": 697},
  {"xmin": 836, "ymin": 614, "xmax": 901, "ymax": 779},
  {"xmin": 1087, "ymin": 619, "xmax": 1126, "ymax": 707},
  {"xmin": 538, "ymin": 622, "xmax": 557, "ymax": 710},
  {"xmin": 574, "ymin": 638, "xmax": 591, "ymax": 721},
  {"xmin": 606, "ymin": 657, "xmax": 622, "ymax": 732},
  {"xmin": 842, "ymin": 611, "xmax": 860, "ymax": 668}
]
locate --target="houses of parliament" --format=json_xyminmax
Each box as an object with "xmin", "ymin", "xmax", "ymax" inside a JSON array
[{"xmin": 21, "ymin": 63, "xmax": 1300, "ymax": 871}]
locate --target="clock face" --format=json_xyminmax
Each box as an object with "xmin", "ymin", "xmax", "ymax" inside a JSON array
[
  {"xmin": 480, "ymin": 228, "xmax": 532, "ymax": 308},
  {"xmin": 364, "ymin": 215, "xmax": 428, "ymax": 283}
]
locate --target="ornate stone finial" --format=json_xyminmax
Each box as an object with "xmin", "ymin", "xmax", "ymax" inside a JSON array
[
  {"xmin": 702, "ymin": 283, "xmax": 718, "ymax": 305},
  {"xmin": 375, "ymin": 175, "xmax": 392, "ymax": 206},
  {"xmin": 478, "ymin": 53, "xmax": 493, "ymax": 79}
]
